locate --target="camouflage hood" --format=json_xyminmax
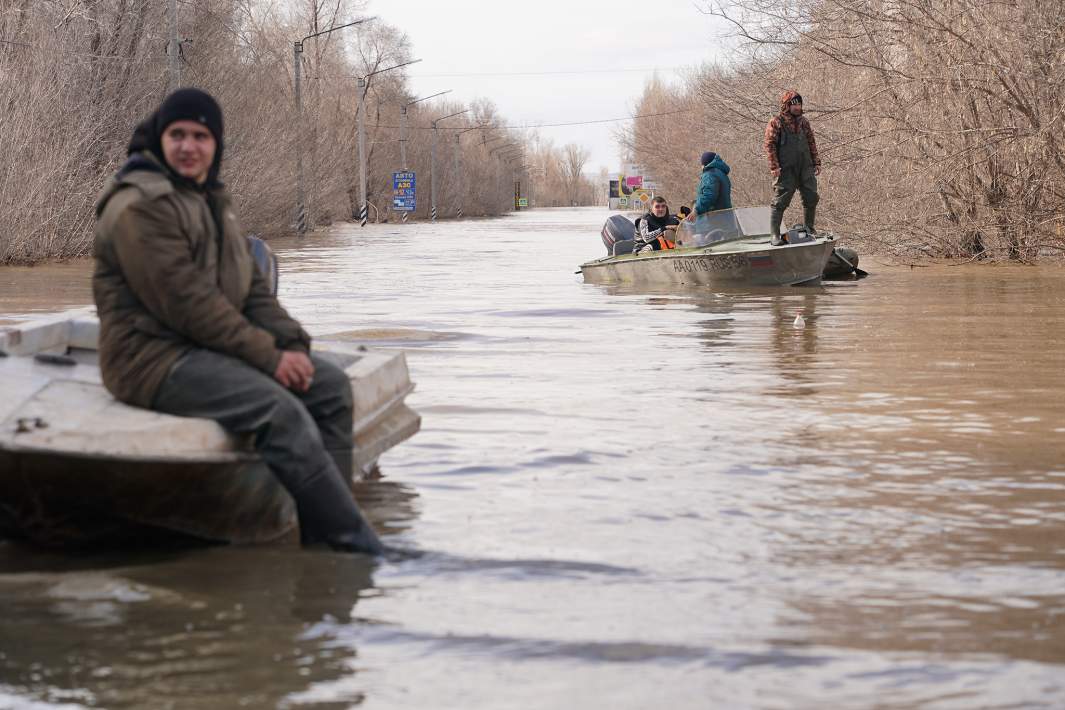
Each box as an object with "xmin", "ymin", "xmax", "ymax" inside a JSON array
[{"xmin": 779, "ymin": 90, "xmax": 802, "ymax": 115}]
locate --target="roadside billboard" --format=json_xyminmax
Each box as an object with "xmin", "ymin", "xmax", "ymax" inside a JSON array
[
  {"xmin": 392, "ymin": 171, "xmax": 416, "ymax": 211},
  {"xmin": 608, "ymin": 165, "xmax": 657, "ymax": 210}
]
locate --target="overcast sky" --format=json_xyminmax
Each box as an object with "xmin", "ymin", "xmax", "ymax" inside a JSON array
[{"xmin": 366, "ymin": 0, "xmax": 729, "ymax": 173}]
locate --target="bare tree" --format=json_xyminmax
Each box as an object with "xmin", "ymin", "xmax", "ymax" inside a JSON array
[
  {"xmin": 559, "ymin": 144, "xmax": 589, "ymax": 206},
  {"xmin": 620, "ymin": 0, "xmax": 1065, "ymax": 260}
]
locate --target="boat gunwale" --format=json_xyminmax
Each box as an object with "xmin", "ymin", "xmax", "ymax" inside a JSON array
[
  {"xmin": 580, "ymin": 235, "xmax": 835, "ymax": 270},
  {"xmin": 0, "ymin": 311, "xmax": 419, "ymax": 466},
  {"xmin": 2, "ymin": 385, "xmax": 419, "ymax": 465}
]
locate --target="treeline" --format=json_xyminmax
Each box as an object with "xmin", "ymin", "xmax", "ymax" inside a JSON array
[
  {"xmin": 526, "ymin": 140, "xmax": 599, "ymax": 207},
  {"xmin": 623, "ymin": 0, "xmax": 1065, "ymax": 261},
  {"xmin": 0, "ymin": 0, "xmax": 598, "ymax": 264}
]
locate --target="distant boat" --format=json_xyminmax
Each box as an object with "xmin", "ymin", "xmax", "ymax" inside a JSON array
[
  {"xmin": 0, "ymin": 309, "xmax": 420, "ymax": 548},
  {"xmin": 583, "ymin": 206, "xmax": 843, "ymax": 287}
]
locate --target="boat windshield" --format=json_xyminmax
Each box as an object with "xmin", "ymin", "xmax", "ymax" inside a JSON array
[{"xmin": 676, "ymin": 206, "xmax": 772, "ymax": 248}]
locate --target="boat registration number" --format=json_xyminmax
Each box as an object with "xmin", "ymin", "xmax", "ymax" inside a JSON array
[
  {"xmin": 672, "ymin": 258, "xmax": 715, "ymax": 273},
  {"xmin": 671, "ymin": 255, "xmax": 746, "ymax": 273}
]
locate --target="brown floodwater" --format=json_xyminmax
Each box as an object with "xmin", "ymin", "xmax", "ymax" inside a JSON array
[{"xmin": 1, "ymin": 208, "xmax": 1064, "ymax": 708}]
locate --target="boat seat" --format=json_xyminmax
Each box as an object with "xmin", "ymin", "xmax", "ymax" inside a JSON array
[{"xmin": 613, "ymin": 239, "xmax": 635, "ymax": 256}]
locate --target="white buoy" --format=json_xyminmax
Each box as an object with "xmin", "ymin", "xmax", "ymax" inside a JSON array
[{"xmin": 793, "ymin": 312, "xmax": 806, "ymax": 329}]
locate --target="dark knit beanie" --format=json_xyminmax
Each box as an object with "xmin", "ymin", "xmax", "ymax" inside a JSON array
[
  {"xmin": 127, "ymin": 88, "xmax": 226, "ymax": 187},
  {"xmin": 156, "ymin": 88, "xmax": 224, "ymax": 146},
  {"xmin": 701, "ymin": 151, "xmax": 717, "ymax": 166}
]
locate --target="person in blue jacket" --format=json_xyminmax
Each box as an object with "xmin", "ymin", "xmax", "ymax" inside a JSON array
[{"xmin": 688, "ymin": 151, "xmax": 733, "ymax": 219}]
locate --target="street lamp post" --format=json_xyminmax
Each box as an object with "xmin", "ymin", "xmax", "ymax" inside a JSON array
[
  {"xmin": 523, "ymin": 163, "xmax": 544, "ymax": 209},
  {"xmin": 356, "ymin": 58, "xmax": 421, "ymax": 227},
  {"xmin": 400, "ymin": 90, "xmax": 451, "ymax": 171},
  {"xmin": 500, "ymin": 150, "xmax": 525, "ymax": 210},
  {"xmin": 293, "ymin": 17, "xmax": 372, "ymax": 236},
  {"xmin": 453, "ymin": 124, "xmax": 483, "ymax": 218},
  {"xmin": 430, "ymin": 109, "xmax": 469, "ymax": 221},
  {"xmin": 397, "ymin": 91, "xmax": 450, "ymax": 226},
  {"xmin": 485, "ymin": 143, "xmax": 518, "ymax": 211}
]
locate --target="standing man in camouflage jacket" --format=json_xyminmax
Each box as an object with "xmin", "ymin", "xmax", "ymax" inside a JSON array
[
  {"xmin": 93, "ymin": 88, "xmax": 383, "ymax": 555},
  {"xmin": 764, "ymin": 90, "xmax": 821, "ymax": 246}
]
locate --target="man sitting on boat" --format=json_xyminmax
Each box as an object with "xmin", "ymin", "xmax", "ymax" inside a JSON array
[
  {"xmin": 92, "ymin": 88, "xmax": 383, "ymax": 555},
  {"xmin": 687, "ymin": 151, "xmax": 733, "ymax": 222},
  {"xmin": 634, "ymin": 196, "xmax": 681, "ymax": 254}
]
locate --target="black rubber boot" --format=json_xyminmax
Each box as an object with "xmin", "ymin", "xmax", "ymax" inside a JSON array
[
  {"xmin": 296, "ymin": 464, "xmax": 384, "ymax": 555},
  {"xmin": 803, "ymin": 205, "xmax": 817, "ymax": 234},
  {"xmin": 770, "ymin": 208, "xmax": 786, "ymax": 246},
  {"xmin": 328, "ymin": 447, "xmax": 356, "ymax": 492}
]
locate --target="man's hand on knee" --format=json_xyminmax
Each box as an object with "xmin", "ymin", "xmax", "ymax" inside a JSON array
[{"xmin": 275, "ymin": 350, "xmax": 315, "ymax": 392}]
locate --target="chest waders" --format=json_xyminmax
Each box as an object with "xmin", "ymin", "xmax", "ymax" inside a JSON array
[{"xmin": 770, "ymin": 120, "xmax": 820, "ymax": 240}]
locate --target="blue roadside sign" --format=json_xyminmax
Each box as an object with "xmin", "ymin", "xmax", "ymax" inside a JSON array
[{"xmin": 392, "ymin": 171, "xmax": 416, "ymax": 211}]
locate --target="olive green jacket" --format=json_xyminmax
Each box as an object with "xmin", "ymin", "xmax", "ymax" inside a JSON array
[{"xmin": 93, "ymin": 153, "xmax": 310, "ymax": 408}]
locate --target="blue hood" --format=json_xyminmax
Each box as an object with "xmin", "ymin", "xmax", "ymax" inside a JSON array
[{"xmin": 703, "ymin": 155, "xmax": 730, "ymax": 174}]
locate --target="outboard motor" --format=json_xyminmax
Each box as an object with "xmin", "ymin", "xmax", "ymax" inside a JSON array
[
  {"xmin": 245, "ymin": 234, "xmax": 279, "ymax": 296},
  {"xmin": 601, "ymin": 214, "xmax": 636, "ymax": 256},
  {"xmin": 823, "ymin": 246, "xmax": 863, "ymax": 279}
]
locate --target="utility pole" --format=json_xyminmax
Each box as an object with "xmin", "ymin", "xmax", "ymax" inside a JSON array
[
  {"xmin": 452, "ymin": 135, "xmax": 460, "ymax": 218},
  {"xmin": 430, "ymin": 109, "xmax": 468, "ymax": 222},
  {"xmin": 524, "ymin": 164, "xmax": 543, "ymax": 209},
  {"xmin": 400, "ymin": 90, "xmax": 451, "ymax": 170},
  {"xmin": 487, "ymin": 143, "xmax": 519, "ymax": 212},
  {"xmin": 292, "ymin": 18, "xmax": 372, "ymax": 236},
  {"xmin": 294, "ymin": 40, "xmax": 304, "ymax": 234},
  {"xmin": 356, "ymin": 76, "xmax": 368, "ymax": 227},
  {"xmin": 500, "ymin": 151, "xmax": 524, "ymax": 209},
  {"xmin": 452, "ymin": 124, "xmax": 482, "ymax": 218},
  {"xmin": 167, "ymin": 0, "xmax": 180, "ymax": 91},
  {"xmin": 356, "ymin": 59, "xmax": 420, "ymax": 227},
  {"xmin": 397, "ymin": 90, "xmax": 450, "ymax": 225}
]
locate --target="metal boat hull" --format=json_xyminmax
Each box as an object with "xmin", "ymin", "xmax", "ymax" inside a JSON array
[
  {"xmin": 0, "ymin": 450, "xmax": 294, "ymax": 546},
  {"xmin": 0, "ymin": 310, "xmax": 420, "ymax": 547},
  {"xmin": 581, "ymin": 238, "xmax": 835, "ymax": 287}
]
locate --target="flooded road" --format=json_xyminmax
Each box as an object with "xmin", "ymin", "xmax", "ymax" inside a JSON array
[{"xmin": 1, "ymin": 207, "xmax": 1064, "ymax": 708}]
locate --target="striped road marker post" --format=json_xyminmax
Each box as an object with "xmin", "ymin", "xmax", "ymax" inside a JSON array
[
  {"xmin": 296, "ymin": 204, "xmax": 307, "ymax": 235},
  {"xmin": 360, "ymin": 205, "xmax": 368, "ymax": 228}
]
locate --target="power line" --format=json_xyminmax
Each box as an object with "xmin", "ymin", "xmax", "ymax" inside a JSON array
[
  {"xmin": 1, "ymin": 34, "xmax": 691, "ymax": 130},
  {"xmin": 314, "ymin": 67, "xmax": 690, "ymax": 81},
  {"xmin": 370, "ymin": 108, "xmax": 694, "ymax": 131},
  {"xmin": 408, "ymin": 67, "xmax": 688, "ymax": 78}
]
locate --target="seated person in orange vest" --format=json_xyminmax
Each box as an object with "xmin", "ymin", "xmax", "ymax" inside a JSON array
[{"xmin": 634, "ymin": 196, "xmax": 680, "ymax": 254}]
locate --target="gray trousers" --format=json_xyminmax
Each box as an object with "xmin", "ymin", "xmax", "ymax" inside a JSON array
[{"xmin": 153, "ymin": 349, "xmax": 382, "ymax": 553}]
